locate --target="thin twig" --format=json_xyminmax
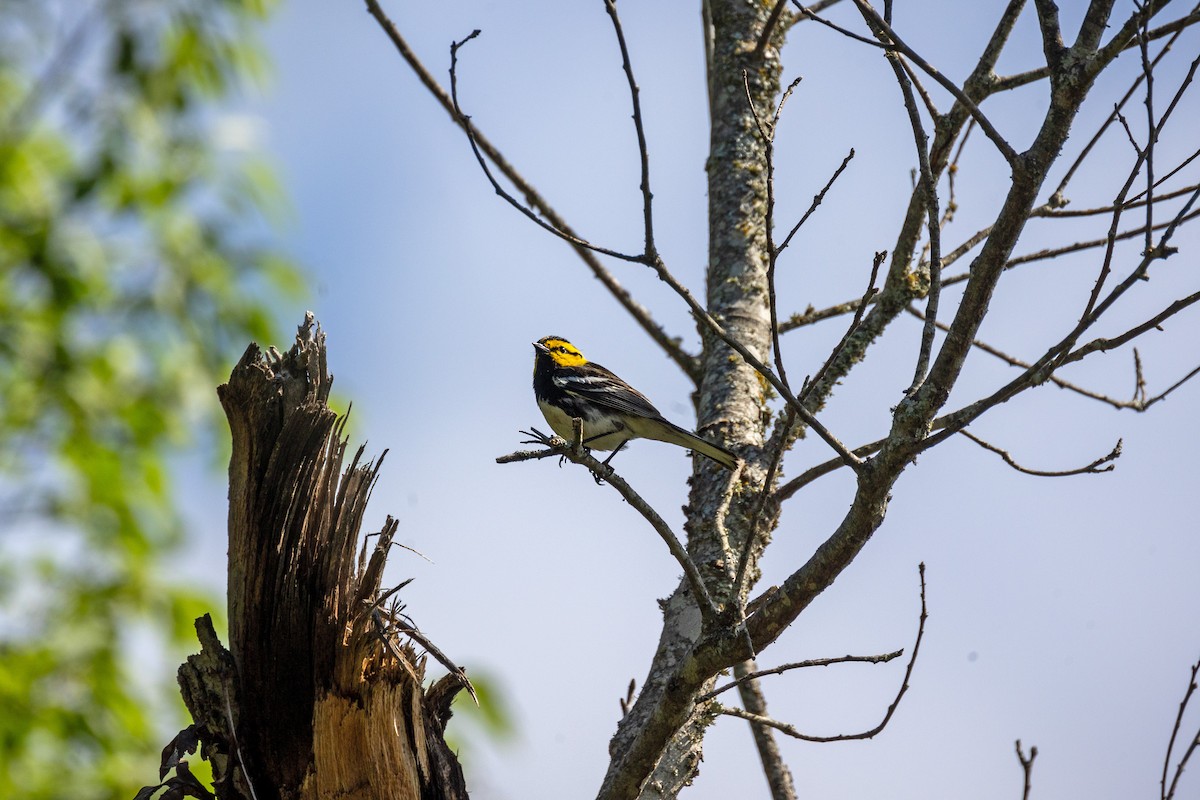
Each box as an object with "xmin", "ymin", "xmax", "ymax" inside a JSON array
[
  {"xmin": 1052, "ymin": 2, "xmax": 1198, "ymax": 201},
  {"xmin": 372, "ymin": 608, "xmax": 478, "ymax": 703},
  {"xmin": 733, "ymin": 406, "xmax": 792, "ymax": 608},
  {"xmin": 756, "ymin": 0, "xmax": 847, "ymax": 61},
  {"xmin": 699, "ymin": 650, "xmax": 904, "ymax": 702},
  {"xmin": 861, "ymin": 12, "xmax": 942, "ymax": 395},
  {"xmin": 938, "ymin": 206, "xmax": 1200, "ymax": 290},
  {"xmin": 903, "ymin": 304, "xmax": 1189, "ymax": 412},
  {"xmin": 604, "ymin": 0, "xmax": 657, "ymax": 261},
  {"xmin": 619, "ymin": 678, "xmax": 637, "ymax": 718},
  {"xmin": 1064, "ymin": 288, "xmax": 1200, "ymax": 366},
  {"xmin": 448, "ymin": 32, "xmax": 645, "ymax": 265},
  {"xmin": 1138, "ymin": 6, "xmax": 1156, "ymax": 259},
  {"xmin": 713, "ymin": 459, "xmax": 743, "ymax": 584},
  {"xmin": 360, "ymin": 0, "xmax": 700, "ymax": 380},
  {"xmin": 718, "ymin": 563, "xmax": 927, "ymax": 742},
  {"xmin": 779, "ymin": 296, "xmax": 872, "ymax": 332},
  {"xmin": 773, "ymin": 439, "xmax": 882, "ymax": 503},
  {"xmin": 1132, "ymin": 147, "xmax": 1200, "ymax": 204},
  {"xmin": 899, "ymin": 56, "xmax": 941, "ymax": 121},
  {"xmin": 1016, "ymin": 740, "xmax": 1038, "ymax": 800},
  {"xmin": 1037, "ymin": 182, "xmax": 1199, "ymax": 217},
  {"xmin": 745, "ymin": 70, "xmax": 805, "ymax": 393},
  {"xmin": 960, "ymin": 431, "xmax": 1121, "ymax": 477},
  {"xmin": 1161, "ymin": 657, "xmax": 1200, "ymax": 800},
  {"xmin": 729, "ymin": 69, "xmax": 808, "ymax": 616},
  {"xmin": 793, "ymin": 2, "xmax": 888, "ymax": 48},
  {"xmin": 798, "ymin": 250, "xmax": 885, "ymax": 404},
  {"xmin": 847, "ymin": 0, "xmax": 1021, "ymax": 165},
  {"xmin": 777, "ymin": 148, "xmax": 856, "ymax": 257}
]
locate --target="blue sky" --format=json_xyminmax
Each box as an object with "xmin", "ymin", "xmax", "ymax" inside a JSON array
[{"xmin": 185, "ymin": 1, "xmax": 1200, "ymax": 797}]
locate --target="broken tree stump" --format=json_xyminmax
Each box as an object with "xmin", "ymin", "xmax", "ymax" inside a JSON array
[{"xmin": 167, "ymin": 314, "xmax": 470, "ymax": 800}]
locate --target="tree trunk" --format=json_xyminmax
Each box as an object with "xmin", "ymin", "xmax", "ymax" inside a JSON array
[
  {"xmin": 601, "ymin": 3, "xmax": 788, "ymax": 797},
  {"xmin": 174, "ymin": 314, "xmax": 470, "ymax": 800}
]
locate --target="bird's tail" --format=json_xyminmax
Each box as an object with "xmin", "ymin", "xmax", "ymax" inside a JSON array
[{"xmin": 643, "ymin": 419, "xmax": 741, "ymax": 470}]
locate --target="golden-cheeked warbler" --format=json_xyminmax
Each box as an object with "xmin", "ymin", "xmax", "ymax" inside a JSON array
[{"xmin": 532, "ymin": 336, "xmax": 740, "ymax": 470}]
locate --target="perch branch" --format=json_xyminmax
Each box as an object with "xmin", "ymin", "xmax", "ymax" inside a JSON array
[{"xmin": 497, "ymin": 429, "xmax": 721, "ymax": 624}]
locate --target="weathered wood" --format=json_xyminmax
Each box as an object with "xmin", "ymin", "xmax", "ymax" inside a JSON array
[{"xmin": 176, "ymin": 314, "xmax": 469, "ymax": 800}]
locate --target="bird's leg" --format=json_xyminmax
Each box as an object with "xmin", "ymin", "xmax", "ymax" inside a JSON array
[
  {"xmin": 586, "ymin": 441, "xmax": 627, "ymax": 484},
  {"xmin": 600, "ymin": 441, "xmax": 626, "ymax": 468}
]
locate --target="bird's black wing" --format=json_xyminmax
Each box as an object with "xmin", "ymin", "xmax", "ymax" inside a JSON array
[{"xmin": 552, "ymin": 362, "xmax": 665, "ymax": 420}]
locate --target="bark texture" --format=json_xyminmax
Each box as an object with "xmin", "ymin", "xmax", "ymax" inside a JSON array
[
  {"xmin": 177, "ymin": 314, "xmax": 469, "ymax": 800},
  {"xmin": 601, "ymin": 3, "xmax": 787, "ymax": 798}
]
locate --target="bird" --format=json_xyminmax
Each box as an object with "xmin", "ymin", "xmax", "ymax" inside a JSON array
[{"xmin": 531, "ymin": 335, "xmax": 739, "ymax": 470}]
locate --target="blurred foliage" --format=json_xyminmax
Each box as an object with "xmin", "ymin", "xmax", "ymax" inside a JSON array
[
  {"xmin": 446, "ymin": 670, "xmax": 518, "ymax": 754},
  {"xmin": 0, "ymin": 1, "xmax": 301, "ymax": 798}
]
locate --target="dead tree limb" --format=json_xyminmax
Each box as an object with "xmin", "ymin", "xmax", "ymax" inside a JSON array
[{"xmin": 162, "ymin": 314, "xmax": 471, "ymax": 800}]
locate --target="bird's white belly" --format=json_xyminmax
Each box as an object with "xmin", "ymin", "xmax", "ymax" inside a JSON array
[{"xmin": 537, "ymin": 399, "xmax": 631, "ymax": 451}]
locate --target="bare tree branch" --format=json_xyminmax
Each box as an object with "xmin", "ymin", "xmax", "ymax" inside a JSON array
[
  {"xmin": 1037, "ymin": 182, "xmax": 1200, "ymax": 218},
  {"xmin": 797, "ymin": 250, "xmax": 885, "ymax": 407},
  {"xmin": 992, "ymin": 7, "xmax": 1200, "ymax": 93},
  {"xmin": 699, "ymin": 649, "xmax": 905, "ymax": 702},
  {"xmin": 1064, "ymin": 289, "xmax": 1200, "ymax": 365},
  {"xmin": 960, "ymin": 431, "xmax": 1122, "ymax": 477},
  {"xmin": 447, "ymin": 32, "xmax": 645, "ymax": 265},
  {"xmin": 774, "ymin": 0, "xmax": 1028, "ymax": 423},
  {"xmin": 591, "ymin": 9, "xmax": 864, "ymax": 472},
  {"xmin": 758, "ymin": 0, "xmax": 847, "ymax": 58},
  {"xmin": 903, "ymin": 304, "xmax": 1192, "ymax": 411},
  {"xmin": 721, "ymin": 564, "xmax": 926, "ymax": 741},
  {"xmin": 497, "ymin": 427, "xmax": 723, "ymax": 625},
  {"xmin": 603, "ymin": 0, "xmax": 657, "ymax": 263},
  {"xmin": 1161, "ymin": 657, "xmax": 1200, "ymax": 800},
  {"xmin": 1049, "ymin": 3, "xmax": 1195, "ymax": 203},
  {"xmin": 732, "ymin": 662, "xmax": 798, "ymax": 800},
  {"xmin": 360, "ymin": 0, "xmax": 702, "ymax": 381},
  {"xmin": 938, "ymin": 206, "xmax": 1200, "ymax": 289},
  {"xmin": 1016, "ymin": 740, "xmax": 1038, "ymax": 800},
  {"xmin": 786, "ymin": 176, "xmax": 1197, "ymax": 335},
  {"xmin": 854, "ymin": 6, "xmax": 943, "ymax": 394},
  {"xmin": 848, "ymin": 0, "xmax": 1021, "ymax": 165},
  {"xmin": 777, "ymin": 148, "xmax": 856, "ymax": 258},
  {"xmin": 746, "ymin": 71, "xmax": 805, "ymax": 393}
]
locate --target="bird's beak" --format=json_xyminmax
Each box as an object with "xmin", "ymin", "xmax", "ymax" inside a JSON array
[{"xmin": 533, "ymin": 341, "xmax": 549, "ymax": 354}]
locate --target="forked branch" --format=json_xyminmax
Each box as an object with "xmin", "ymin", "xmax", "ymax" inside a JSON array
[
  {"xmin": 960, "ymin": 431, "xmax": 1122, "ymax": 477},
  {"xmin": 718, "ymin": 564, "xmax": 927, "ymax": 742},
  {"xmin": 361, "ymin": 0, "xmax": 700, "ymax": 380},
  {"xmin": 1016, "ymin": 740, "xmax": 1038, "ymax": 800},
  {"xmin": 1161, "ymin": 657, "xmax": 1200, "ymax": 800}
]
